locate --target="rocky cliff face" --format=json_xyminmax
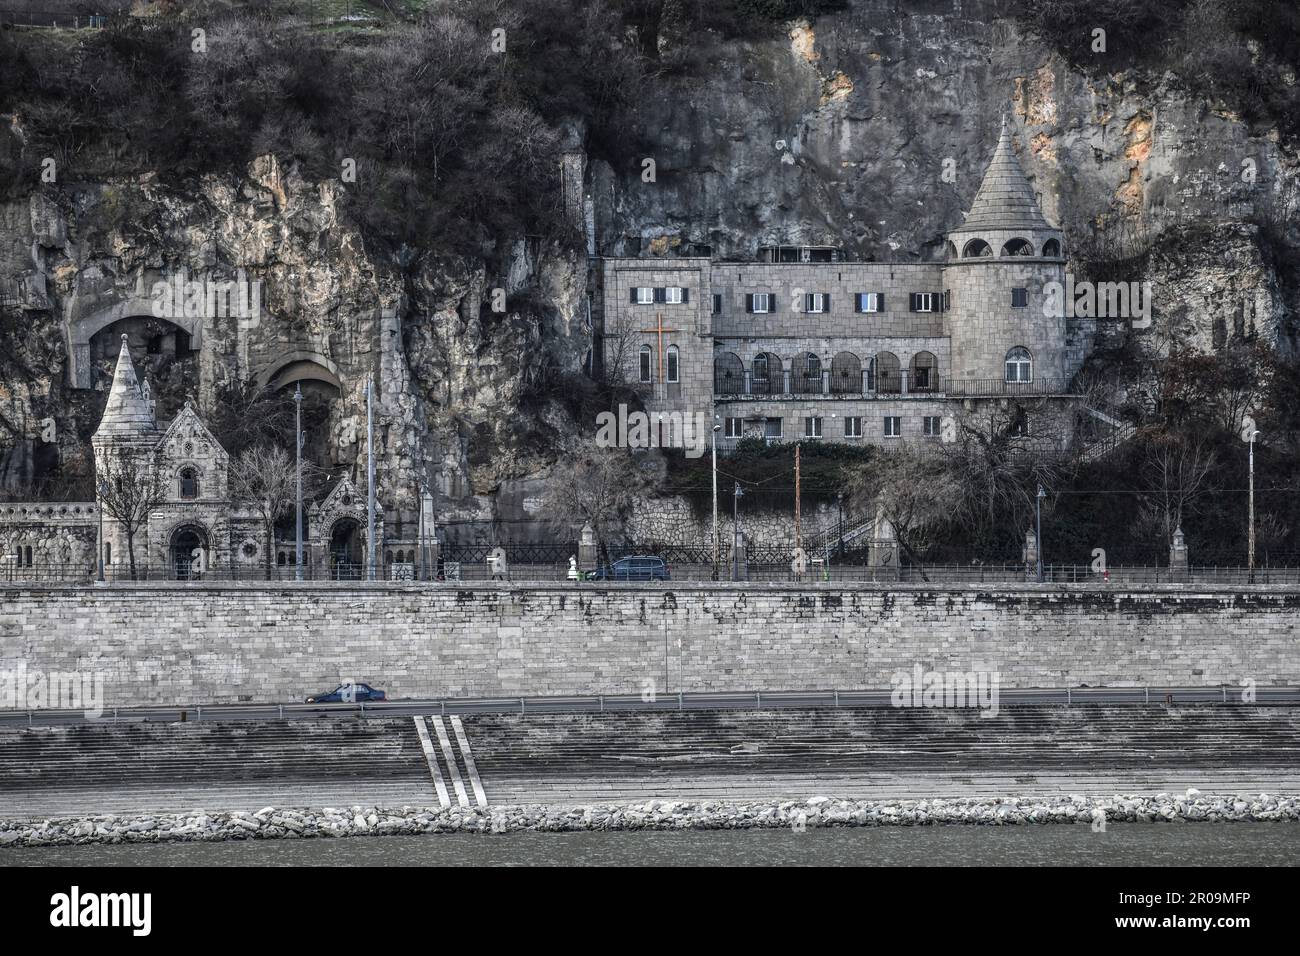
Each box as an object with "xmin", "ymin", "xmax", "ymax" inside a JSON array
[{"xmin": 1, "ymin": 0, "xmax": 1298, "ymax": 529}]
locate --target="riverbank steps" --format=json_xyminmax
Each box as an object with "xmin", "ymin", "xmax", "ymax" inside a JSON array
[{"xmin": 2, "ymin": 792, "xmax": 1298, "ymax": 848}]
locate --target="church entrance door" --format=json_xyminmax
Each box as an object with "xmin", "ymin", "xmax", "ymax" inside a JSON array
[
  {"xmin": 330, "ymin": 518, "xmax": 362, "ymax": 580},
  {"xmin": 169, "ymin": 524, "xmax": 209, "ymax": 580}
]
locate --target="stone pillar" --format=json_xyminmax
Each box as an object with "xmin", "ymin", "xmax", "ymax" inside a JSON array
[
  {"xmin": 420, "ymin": 488, "xmax": 439, "ymax": 580},
  {"xmin": 578, "ymin": 524, "xmax": 598, "ymax": 572},
  {"xmin": 1023, "ymin": 528, "xmax": 1039, "ymax": 582},
  {"xmin": 1169, "ymin": 525, "xmax": 1189, "ymax": 583},
  {"xmin": 869, "ymin": 510, "xmax": 899, "ymax": 581},
  {"xmin": 732, "ymin": 529, "xmax": 748, "ymax": 581}
]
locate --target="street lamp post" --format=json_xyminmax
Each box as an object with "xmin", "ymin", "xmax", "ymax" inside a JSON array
[
  {"xmin": 837, "ymin": 492, "xmax": 844, "ymax": 559},
  {"xmin": 711, "ymin": 423, "xmax": 721, "ymax": 580},
  {"xmin": 1035, "ymin": 484, "xmax": 1046, "ymax": 583},
  {"xmin": 365, "ymin": 373, "xmax": 376, "ymax": 582},
  {"xmin": 96, "ymin": 481, "xmax": 106, "ymax": 583},
  {"xmin": 294, "ymin": 384, "xmax": 304, "ymax": 582},
  {"xmin": 1248, "ymin": 428, "xmax": 1260, "ymax": 582},
  {"xmin": 732, "ymin": 481, "xmax": 744, "ymax": 582}
]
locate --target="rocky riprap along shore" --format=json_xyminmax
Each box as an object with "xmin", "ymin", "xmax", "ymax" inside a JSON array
[{"xmin": 2, "ymin": 792, "xmax": 1298, "ymax": 848}]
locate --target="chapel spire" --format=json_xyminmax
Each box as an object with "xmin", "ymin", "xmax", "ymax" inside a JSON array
[
  {"xmin": 960, "ymin": 115, "xmax": 1052, "ymax": 231},
  {"xmin": 93, "ymin": 334, "xmax": 158, "ymax": 442}
]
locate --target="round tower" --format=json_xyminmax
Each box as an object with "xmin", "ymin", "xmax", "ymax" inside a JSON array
[
  {"xmin": 943, "ymin": 117, "xmax": 1067, "ymax": 389},
  {"xmin": 92, "ymin": 334, "xmax": 160, "ymax": 573}
]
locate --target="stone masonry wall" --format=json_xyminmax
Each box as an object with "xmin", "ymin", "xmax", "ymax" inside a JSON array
[{"xmin": 0, "ymin": 584, "xmax": 1296, "ymax": 706}]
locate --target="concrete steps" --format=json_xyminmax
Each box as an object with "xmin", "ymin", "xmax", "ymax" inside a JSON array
[{"xmin": 1, "ymin": 706, "xmax": 1296, "ymax": 817}]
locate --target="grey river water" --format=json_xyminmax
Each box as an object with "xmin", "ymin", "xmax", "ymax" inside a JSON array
[{"xmin": 5, "ymin": 823, "xmax": 1299, "ymax": 866}]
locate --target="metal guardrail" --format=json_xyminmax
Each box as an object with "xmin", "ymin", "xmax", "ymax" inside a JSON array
[{"xmin": 3, "ymin": 685, "xmax": 1296, "ymax": 728}]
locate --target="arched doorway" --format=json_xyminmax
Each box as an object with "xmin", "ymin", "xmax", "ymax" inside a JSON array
[
  {"xmin": 330, "ymin": 518, "xmax": 363, "ymax": 579},
  {"xmin": 169, "ymin": 524, "xmax": 209, "ymax": 580}
]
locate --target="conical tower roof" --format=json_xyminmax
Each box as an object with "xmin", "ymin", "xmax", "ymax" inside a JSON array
[
  {"xmin": 960, "ymin": 117, "xmax": 1051, "ymax": 232},
  {"xmin": 93, "ymin": 334, "xmax": 158, "ymax": 441}
]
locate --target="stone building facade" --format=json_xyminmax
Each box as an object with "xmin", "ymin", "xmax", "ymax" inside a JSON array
[
  {"xmin": 599, "ymin": 119, "xmax": 1094, "ymax": 451},
  {"xmin": 1, "ymin": 335, "xmax": 435, "ymax": 580}
]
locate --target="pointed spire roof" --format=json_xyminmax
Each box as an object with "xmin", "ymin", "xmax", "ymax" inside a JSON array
[
  {"xmin": 960, "ymin": 117, "xmax": 1051, "ymax": 231},
  {"xmin": 94, "ymin": 334, "xmax": 158, "ymax": 441}
]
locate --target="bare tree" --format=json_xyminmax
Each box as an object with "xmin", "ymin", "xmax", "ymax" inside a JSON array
[
  {"xmin": 599, "ymin": 312, "xmax": 653, "ymax": 394},
  {"xmin": 229, "ymin": 443, "xmax": 324, "ymax": 579},
  {"xmin": 96, "ymin": 447, "xmax": 166, "ymax": 580},
  {"xmin": 1136, "ymin": 433, "xmax": 1216, "ymax": 550},
  {"xmin": 947, "ymin": 401, "xmax": 1070, "ymax": 554},
  {"xmin": 541, "ymin": 443, "xmax": 647, "ymax": 563},
  {"xmin": 846, "ymin": 444, "xmax": 959, "ymax": 579}
]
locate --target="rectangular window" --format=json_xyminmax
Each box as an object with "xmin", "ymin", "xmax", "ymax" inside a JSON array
[
  {"xmin": 1011, "ymin": 287, "xmax": 1028, "ymax": 308},
  {"xmin": 804, "ymin": 292, "xmax": 828, "ymax": 314},
  {"xmin": 653, "ymin": 287, "xmax": 667, "ymax": 304},
  {"xmin": 666, "ymin": 348, "xmax": 679, "ymax": 383},
  {"xmin": 910, "ymin": 293, "xmax": 934, "ymax": 313},
  {"xmin": 666, "ymin": 286, "xmax": 686, "ymax": 304},
  {"xmin": 633, "ymin": 287, "xmax": 653, "ymax": 304},
  {"xmin": 855, "ymin": 292, "xmax": 882, "ymax": 313},
  {"xmin": 724, "ymin": 417, "xmax": 743, "ymax": 439},
  {"xmin": 712, "ymin": 293, "xmax": 722, "ymax": 315},
  {"xmin": 923, "ymin": 416, "xmax": 942, "ymax": 437},
  {"xmin": 763, "ymin": 417, "xmax": 783, "ymax": 441},
  {"xmin": 804, "ymin": 416, "xmax": 823, "ymax": 439},
  {"xmin": 845, "ymin": 416, "xmax": 862, "ymax": 438},
  {"xmin": 747, "ymin": 292, "xmax": 771, "ymax": 314},
  {"xmin": 639, "ymin": 349, "xmax": 652, "ymax": 383},
  {"xmin": 943, "ymin": 290, "xmax": 951, "ymax": 311},
  {"xmin": 883, "ymin": 416, "xmax": 902, "ymax": 438}
]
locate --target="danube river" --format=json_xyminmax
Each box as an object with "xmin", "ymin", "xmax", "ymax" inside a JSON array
[{"xmin": 6, "ymin": 823, "xmax": 1299, "ymax": 866}]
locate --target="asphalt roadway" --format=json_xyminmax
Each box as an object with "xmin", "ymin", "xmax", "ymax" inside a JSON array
[{"xmin": 1, "ymin": 685, "xmax": 1296, "ymax": 728}]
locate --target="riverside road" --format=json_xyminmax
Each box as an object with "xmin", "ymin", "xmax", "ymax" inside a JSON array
[{"xmin": 1, "ymin": 685, "xmax": 1296, "ymax": 728}]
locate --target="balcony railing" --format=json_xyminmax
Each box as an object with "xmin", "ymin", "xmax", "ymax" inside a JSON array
[
  {"xmin": 715, "ymin": 370, "xmax": 1069, "ymax": 399},
  {"xmin": 715, "ymin": 368, "xmax": 940, "ymax": 398}
]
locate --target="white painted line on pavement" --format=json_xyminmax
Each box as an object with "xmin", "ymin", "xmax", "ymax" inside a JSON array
[
  {"xmin": 450, "ymin": 715, "xmax": 488, "ymax": 808},
  {"xmin": 431, "ymin": 715, "xmax": 470, "ymax": 807},
  {"xmin": 413, "ymin": 716, "xmax": 451, "ymax": 809}
]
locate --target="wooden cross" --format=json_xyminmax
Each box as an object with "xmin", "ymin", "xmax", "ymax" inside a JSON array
[{"xmin": 637, "ymin": 311, "xmax": 680, "ymax": 388}]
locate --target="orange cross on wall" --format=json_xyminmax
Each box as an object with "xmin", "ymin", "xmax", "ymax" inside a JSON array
[{"xmin": 638, "ymin": 311, "xmax": 680, "ymax": 388}]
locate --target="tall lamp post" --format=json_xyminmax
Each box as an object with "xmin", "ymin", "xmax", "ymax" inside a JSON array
[
  {"xmin": 294, "ymin": 383, "xmax": 304, "ymax": 582},
  {"xmin": 96, "ymin": 480, "xmax": 106, "ymax": 583},
  {"xmin": 1035, "ymin": 484, "xmax": 1046, "ymax": 583},
  {"xmin": 1248, "ymin": 427, "xmax": 1260, "ymax": 583},
  {"xmin": 732, "ymin": 481, "xmax": 744, "ymax": 582},
  {"xmin": 711, "ymin": 422, "xmax": 721, "ymax": 580},
  {"xmin": 837, "ymin": 492, "xmax": 844, "ymax": 559},
  {"xmin": 365, "ymin": 373, "xmax": 376, "ymax": 582}
]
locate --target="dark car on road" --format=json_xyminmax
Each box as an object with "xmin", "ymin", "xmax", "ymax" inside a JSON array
[
  {"xmin": 305, "ymin": 682, "xmax": 387, "ymax": 704},
  {"xmin": 587, "ymin": 556, "xmax": 670, "ymax": 581}
]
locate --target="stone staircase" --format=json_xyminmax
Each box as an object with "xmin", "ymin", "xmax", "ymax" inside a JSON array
[
  {"xmin": 1, "ymin": 705, "xmax": 1297, "ymax": 818},
  {"xmin": 458, "ymin": 705, "xmax": 1300, "ymax": 804},
  {"xmin": 1078, "ymin": 407, "xmax": 1137, "ymax": 463},
  {"xmin": 0, "ymin": 718, "xmax": 433, "ymax": 817}
]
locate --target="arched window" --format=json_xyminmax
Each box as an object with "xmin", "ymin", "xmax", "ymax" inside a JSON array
[
  {"xmin": 714, "ymin": 351, "xmax": 744, "ymax": 394},
  {"xmin": 962, "ymin": 238, "xmax": 992, "ymax": 258},
  {"xmin": 1001, "ymin": 238, "xmax": 1033, "ymax": 256},
  {"xmin": 875, "ymin": 351, "xmax": 901, "ymax": 393},
  {"xmin": 1005, "ymin": 347, "xmax": 1032, "ymax": 383},
  {"xmin": 104, "ymin": 542, "xmax": 111, "ymax": 566},
  {"xmin": 1042, "ymin": 238, "xmax": 1061, "ymax": 258},
  {"xmin": 385, "ymin": 550, "xmax": 394, "ymax": 564},
  {"xmin": 911, "ymin": 351, "xmax": 938, "ymax": 391},
  {"xmin": 752, "ymin": 352, "xmax": 783, "ymax": 395},
  {"xmin": 791, "ymin": 352, "xmax": 822, "ymax": 394},
  {"xmin": 24, "ymin": 545, "xmax": 32, "ymax": 567},
  {"xmin": 830, "ymin": 352, "xmax": 862, "ymax": 394},
  {"xmin": 638, "ymin": 345, "xmax": 653, "ymax": 383},
  {"xmin": 277, "ymin": 551, "xmax": 287, "ymax": 566},
  {"xmin": 945, "ymin": 240, "xmax": 958, "ymax": 260},
  {"xmin": 666, "ymin": 345, "xmax": 679, "ymax": 384},
  {"xmin": 179, "ymin": 467, "xmax": 199, "ymax": 500}
]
